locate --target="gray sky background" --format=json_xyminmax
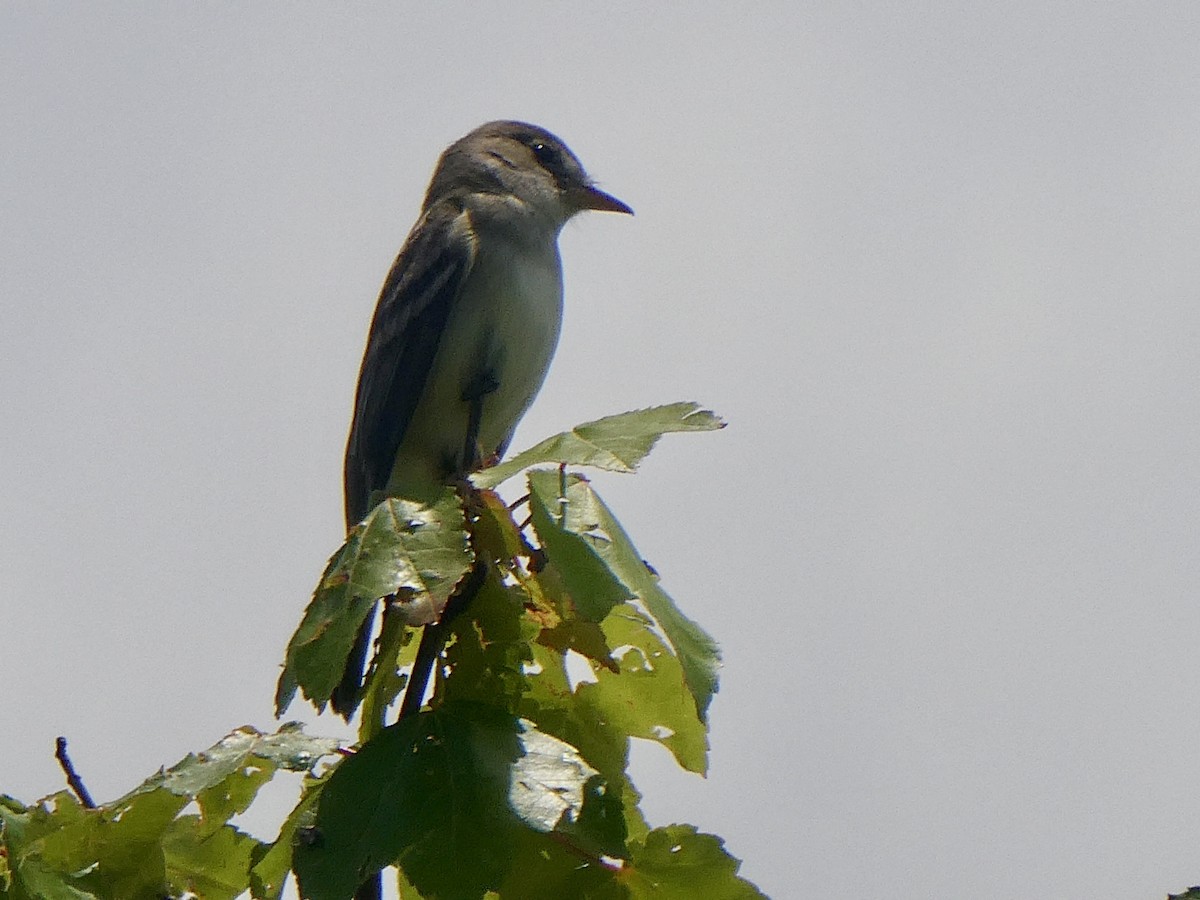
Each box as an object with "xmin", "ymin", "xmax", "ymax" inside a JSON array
[{"xmin": 4, "ymin": 5, "xmax": 1200, "ymax": 899}]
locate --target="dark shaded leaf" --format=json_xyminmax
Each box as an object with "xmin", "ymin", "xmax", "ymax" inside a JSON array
[
  {"xmin": 357, "ymin": 601, "xmax": 415, "ymax": 729},
  {"xmin": 537, "ymin": 618, "xmax": 619, "ymax": 673},
  {"xmin": 438, "ymin": 572, "xmax": 536, "ymax": 714},
  {"xmin": 494, "ymin": 828, "xmax": 628, "ymax": 900},
  {"xmin": 294, "ymin": 708, "xmax": 621, "ymax": 899},
  {"xmin": 294, "ymin": 708, "xmax": 521, "ymax": 899}
]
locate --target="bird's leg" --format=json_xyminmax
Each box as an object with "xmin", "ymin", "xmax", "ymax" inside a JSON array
[
  {"xmin": 462, "ymin": 391, "xmax": 484, "ymax": 472},
  {"xmin": 460, "ymin": 371, "xmax": 499, "ymax": 474}
]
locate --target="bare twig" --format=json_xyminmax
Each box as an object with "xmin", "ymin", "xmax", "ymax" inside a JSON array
[{"xmin": 54, "ymin": 737, "xmax": 96, "ymax": 808}]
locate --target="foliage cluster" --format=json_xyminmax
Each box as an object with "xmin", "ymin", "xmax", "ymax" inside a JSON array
[{"xmin": 1, "ymin": 405, "xmax": 765, "ymax": 899}]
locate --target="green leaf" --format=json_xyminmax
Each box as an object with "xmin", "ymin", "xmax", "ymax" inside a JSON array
[
  {"xmin": 472, "ymin": 487, "xmax": 538, "ymax": 564},
  {"xmin": 507, "ymin": 723, "xmax": 625, "ymax": 857},
  {"xmin": 162, "ymin": 818, "xmax": 262, "ymax": 900},
  {"xmin": 195, "ymin": 763, "xmax": 273, "ymax": 838},
  {"xmin": 513, "ymin": 643, "xmax": 652, "ymax": 859},
  {"xmin": 0, "ymin": 797, "xmax": 25, "ymax": 891},
  {"xmin": 0, "ymin": 795, "xmax": 102, "ymax": 900},
  {"xmin": 494, "ymin": 828, "xmax": 627, "ymax": 900},
  {"xmin": 294, "ymin": 708, "xmax": 520, "ymax": 899},
  {"xmin": 528, "ymin": 469, "xmax": 631, "ymax": 622},
  {"xmin": 622, "ymin": 825, "xmax": 767, "ymax": 899},
  {"xmin": 121, "ymin": 725, "xmax": 342, "ymax": 806},
  {"xmin": 276, "ymin": 489, "xmax": 473, "ymax": 713},
  {"xmin": 528, "ymin": 471, "xmax": 721, "ymax": 722},
  {"xmin": 437, "ymin": 570, "xmax": 538, "ymax": 714},
  {"xmin": 61, "ymin": 787, "xmax": 181, "ymax": 899},
  {"xmin": 0, "ymin": 727, "xmax": 342, "ymax": 900},
  {"xmin": 537, "ymin": 618, "xmax": 619, "ymax": 673},
  {"xmin": 6, "ymin": 858, "xmax": 99, "ymax": 900},
  {"xmin": 577, "ymin": 605, "xmax": 709, "ymax": 774},
  {"xmin": 294, "ymin": 707, "xmax": 622, "ymax": 899},
  {"xmin": 471, "ymin": 403, "xmax": 724, "ymax": 488},
  {"xmin": 33, "ymin": 728, "xmax": 332, "ymax": 898},
  {"xmin": 251, "ymin": 723, "xmax": 347, "ymax": 772}
]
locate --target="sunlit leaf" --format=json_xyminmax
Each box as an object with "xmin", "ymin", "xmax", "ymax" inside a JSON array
[
  {"xmin": 162, "ymin": 818, "xmax": 260, "ymax": 900},
  {"xmin": 622, "ymin": 825, "xmax": 766, "ymax": 899},
  {"xmin": 578, "ymin": 605, "xmax": 709, "ymax": 773},
  {"xmin": 528, "ymin": 470, "xmax": 720, "ymax": 721},
  {"xmin": 528, "ymin": 470, "xmax": 630, "ymax": 622},
  {"xmin": 508, "ymin": 722, "xmax": 624, "ymax": 858},
  {"xmin": 121, "ymin": 725, "xmax": 341, "ymax": 805},
  {"xmin": 472, "ymin": 403, "xmax": 724, "ymax": 488},
  {"xmin": 276, "ymin": 489, "xmax": 473, "ymax": 713}
]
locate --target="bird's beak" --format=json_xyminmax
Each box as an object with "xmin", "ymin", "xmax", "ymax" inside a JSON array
[{"xmin": 575, "ymin": 184, "xmax": 634, "ymax": 215}]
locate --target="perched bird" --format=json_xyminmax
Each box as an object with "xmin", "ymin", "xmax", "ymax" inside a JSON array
[{"xmin": 332, "ymin": 121, "xmax": 632, "ymax": 717}]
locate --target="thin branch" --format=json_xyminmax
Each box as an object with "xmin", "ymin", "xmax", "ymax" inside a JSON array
[
  {"xmin": 397, "ymin": 559, "xmax": 486, "ymax": 721},
  {"xmin": 54, "ymin": 737, "xmax": 96, "ymax": 808}
]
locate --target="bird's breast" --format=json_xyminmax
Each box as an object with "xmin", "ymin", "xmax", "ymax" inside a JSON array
[
  {"xmin": 464, "ymin": 238, "xmax": 565, "ymax": 438},
  {"xmin": 390, "ymin": 237, "xmax": 564, "ymax": 494}
]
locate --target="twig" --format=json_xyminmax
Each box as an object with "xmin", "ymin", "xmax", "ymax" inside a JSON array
[
  {"xmin": 396, "ymin": 559, "xmax": 487, "ymax": 721},
  {"xmin": 54, "ymin": 737, "xmax": 96, "ymax": 808}
]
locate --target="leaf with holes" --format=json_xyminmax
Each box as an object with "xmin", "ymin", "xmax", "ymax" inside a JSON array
[{"xmin": 276, "ymin": 489, "xmax": 473, "ymax": 713}]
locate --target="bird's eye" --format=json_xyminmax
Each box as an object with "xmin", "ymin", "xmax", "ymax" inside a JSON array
[{"xmin": 530, "ymin": 141, "xmax": 561, "ymax": 170}]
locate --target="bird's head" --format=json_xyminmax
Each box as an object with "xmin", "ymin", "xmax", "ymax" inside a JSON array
[{"xmin": 423, "ymin": 120, "xmax": 632, "ymax": 228}]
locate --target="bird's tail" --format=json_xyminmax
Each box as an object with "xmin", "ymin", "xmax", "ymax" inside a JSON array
[{"xmin": 330, "ymin": 613, "xmax": 374, "ymax": 720}]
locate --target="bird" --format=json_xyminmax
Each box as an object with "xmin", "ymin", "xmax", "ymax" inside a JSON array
[{"xmin": 332, "ymin": 120, "xmax": 632, "ymax": 718}]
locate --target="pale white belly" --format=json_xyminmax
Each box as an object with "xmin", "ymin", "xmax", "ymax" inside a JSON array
[{"xmin": 385, "ymin": 238, "xmax": 563, "ymax": 498}]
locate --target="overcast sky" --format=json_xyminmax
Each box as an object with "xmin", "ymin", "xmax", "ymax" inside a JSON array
[{"xmin": 4, "ymin": 5, "xmax": 1200, "ymax": 899}]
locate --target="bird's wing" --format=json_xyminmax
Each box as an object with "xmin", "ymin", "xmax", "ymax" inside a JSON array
[{"xmin": 343, "ymin": 199, "xmax": 477, "ymax": 527}]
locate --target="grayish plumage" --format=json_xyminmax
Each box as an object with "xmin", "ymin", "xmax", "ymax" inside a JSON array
[{"xmin": 333, "ymin": 121, "xmax": 631, "ymax": 717}]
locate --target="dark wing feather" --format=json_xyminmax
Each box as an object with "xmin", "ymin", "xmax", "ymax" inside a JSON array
[
  {"xmin": 342, "ymin": 199, "xmax": 476, "ymax": 528},
  {"xmin": 332, "ymin": 199, "xmax": 475, "ymax": 719}
]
